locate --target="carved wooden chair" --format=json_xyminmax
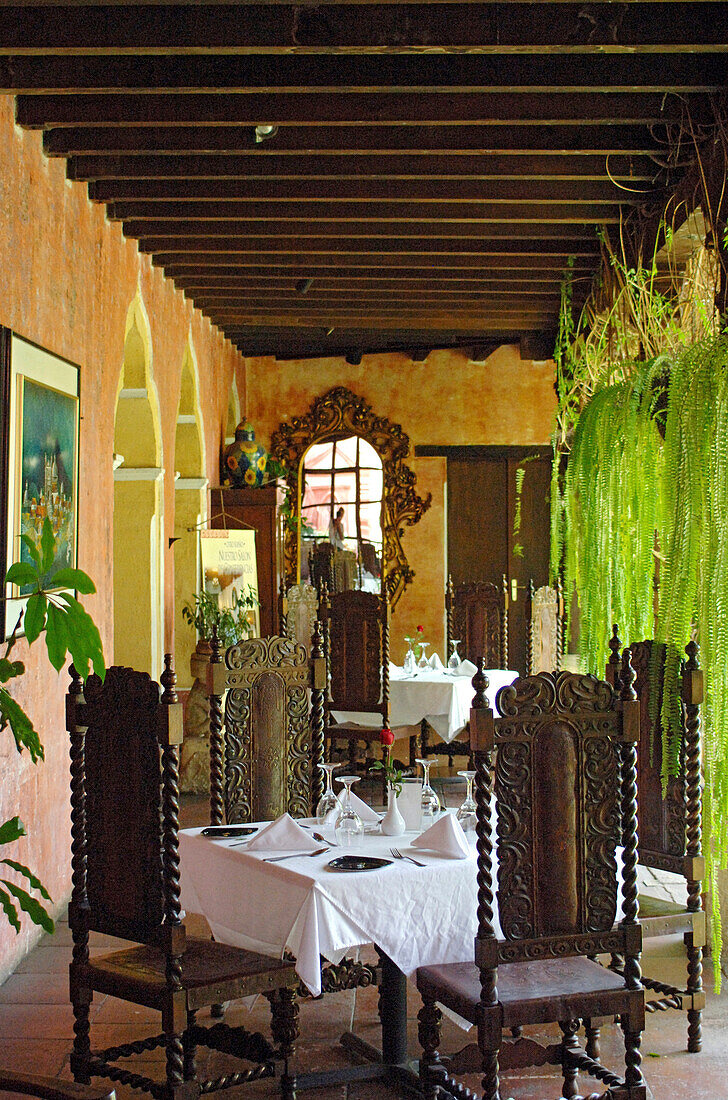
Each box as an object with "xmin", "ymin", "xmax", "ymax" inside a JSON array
[
  {"xmin": 447, "ymin": 575, "xmax": 509, "ymax": 669},
  {"xmin": 282, "ymin": 580, "xmax": 319, "ymax": 659},
  {"xmin": 526, "ymin": 578, "xmax": 564, "ymax": 675},
  {"xmin": 207, "ymin": 624, "xmax": 327, "ymax": 825},
  {"xmin": 416, "ymin": 662, "xmax": 647, "ymax": 1100},
  {"xmin": 606, "ymin": 628, "xmax": 704, "ymax": 1052},
  {"xmin": 66, "ymin": 657, "xmax": 300, "ymax": 1100},
  {"xmin": 323, "ymin": 589, "xmax": 390, "ymax": 778}
]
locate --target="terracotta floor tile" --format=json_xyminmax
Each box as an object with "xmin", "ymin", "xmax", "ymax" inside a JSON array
[
  {"xmin": 0, "ymin": 971, "xmax": 70, "ymax": 1004},
  {"xmin": 0, "ymin": 1037, "xmax": 69, "ymax": 1075},
  {"xmin": 13, "ymin": 945, "xmax": 73, "ymax": 975}
]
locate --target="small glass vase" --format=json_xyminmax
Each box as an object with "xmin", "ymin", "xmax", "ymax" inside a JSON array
[
  {"xmin": 380, "ymin": 786, "xmax": 406, "ymax": 836},
  {"xmin": 403, "ymin": 647, "xmax": 417, "ymax": 676}
]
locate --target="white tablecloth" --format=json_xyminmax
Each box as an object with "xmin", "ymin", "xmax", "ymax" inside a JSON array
[
  {"xmin": 332, "ymin": 667, "xmax": 519, "ymax": 743},
  {"xmin": 180, "ymin": 818, "xmax": 478, "ymax": 997},
  {"xmin": 180, "ymin": 815, "xmax": 627, "ymax": 1001}
]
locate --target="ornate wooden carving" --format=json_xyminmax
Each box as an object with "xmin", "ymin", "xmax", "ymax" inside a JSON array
[
  {"xmin": 222, "ymin": 636, "xmax": 311, "ymax": 823},
  {"xmin": 526, "ymin": 580, "xmax": 562, "ymax": 675},
  {"xmin": 447, "ymin": 577, "xmax": 507, "ymax": 668},
  {"xmin": 270, "ymin": 386, "xmax": 431, "ymax": 608},
  {"xmin": 495, "ymin": 671, "xmax": 620, "ymax": 941},
  {"xmin": 284, "ymin": 581, "xmax": 319, "ymax": 658},
  {"xmin": 327, "ymin": 590, "xmax": 388, "ymax": 719}
]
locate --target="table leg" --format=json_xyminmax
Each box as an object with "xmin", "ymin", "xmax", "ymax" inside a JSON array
[{"xmin": 379, "ymin": 949, "xmax": 408, "ymax": 1065}]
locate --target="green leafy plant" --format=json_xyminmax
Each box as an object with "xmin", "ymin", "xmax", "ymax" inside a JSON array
[
  {"xmin": 182, "ymin": 586, "xmax": 258, "ymax": 646},
  {"xmin": 369, "ymin": 758, "xmax": 404, "ymax": 795},
  {"xmin": 0, "ymin": 516, "xmax": 104, "ymax": 934}
]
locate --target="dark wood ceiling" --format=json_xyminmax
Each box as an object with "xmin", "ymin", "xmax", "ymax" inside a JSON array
[{"xmin": 2, "ymin": 2, "xmax": 726, "ymax": 360}]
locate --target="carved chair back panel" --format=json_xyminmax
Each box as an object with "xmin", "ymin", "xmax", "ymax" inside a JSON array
[
  {"xmin": 629, "ymin": 640, "xmax": 686, "ymax": 866},
  {"xmin": 223, "ymin": 636, "xmax": 311, "ymax": 823},
  {"xmin": 451, "ymin": 582, "xmax": 503, "ymax": 668},
  {"xmin": 529, "ymin": 584, "xmax": 560, "ymax": 674},
  {"xmin": 285, "ymin": 581, "xmax": 319, "ymax": 658},
  {"xmin": 81, "ymin": 667, "xmax": 165, "ymax": 942},
  {"xmin": 328, "ymin": 590, "xmax": 387, "ymax": 715},
  {"xmin": 495, "ymin": 672, "xmax": 620, "ymax": 942}
]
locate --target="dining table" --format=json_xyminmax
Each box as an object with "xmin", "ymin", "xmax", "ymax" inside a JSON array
[
  {"xmin": 331, "ymin": 663, "xmax": 519, "ymax": 757},
  {"xmin": 179, "ymin": 812, "xmax": 480, "ymax": 1092}
]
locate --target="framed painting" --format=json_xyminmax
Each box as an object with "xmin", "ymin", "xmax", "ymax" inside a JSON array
[{"xmin": 3, "ymin": 334, "xmax": 80, "ymax": 639}]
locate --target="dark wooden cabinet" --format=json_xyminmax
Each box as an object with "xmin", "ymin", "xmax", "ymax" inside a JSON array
[{"xmin": 210, "ymin": 485, "xmax": 280, "ymax": 637}]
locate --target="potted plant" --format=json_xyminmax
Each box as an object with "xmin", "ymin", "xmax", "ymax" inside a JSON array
[
  {"xmin": 0, "ymin": 517, "xmax": 103, "ymax": 937},
  {"xmin": 180, "ymin": 584, "xmax": 258, "ymax": 792}
]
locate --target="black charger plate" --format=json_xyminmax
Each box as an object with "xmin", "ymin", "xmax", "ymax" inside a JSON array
[
  {"xmin": 326, "ymin": 855, "xmax": 392, "ymax": 872},
  {"xmin": 201, "ymin": 826, "xmax": 258, "ymax": 838}
]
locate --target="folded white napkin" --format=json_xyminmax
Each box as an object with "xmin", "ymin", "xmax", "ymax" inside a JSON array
[
  {"xmin": 428, "ymin": 652, "xmax": 444, "ymax": 671},
  {"xmin": 412, "ymin": 813, "xmax": 471, "ymax": 859},
  {"xmin": 457, "ymin": 658, "xmax": 478, "ymax": 677},
  {"xmin": 245, "ymin": 813, "xmax": 320, "ymax": 852}
]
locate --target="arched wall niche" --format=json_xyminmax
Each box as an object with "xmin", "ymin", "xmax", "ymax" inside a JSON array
[
  {"xmin": 112, "ymin": 292, "xmax": 164, "ymax": 679},
  {"xmin": 173, "ymin": 337, "xmax": 207, "ymax": 690}
]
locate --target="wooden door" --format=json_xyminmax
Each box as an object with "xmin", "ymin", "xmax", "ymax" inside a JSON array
[{"xmin": 446, "ymin": 447, "xmax": 551, "ymax": 676}]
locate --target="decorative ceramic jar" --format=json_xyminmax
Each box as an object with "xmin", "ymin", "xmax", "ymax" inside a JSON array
[{"xmin": 224, "ymin": 421, "xmax": 268, "ymax": 487}]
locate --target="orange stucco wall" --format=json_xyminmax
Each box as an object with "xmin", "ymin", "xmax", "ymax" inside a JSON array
[
  {"xmin": 0, "ymin": 96, "xmax": 244, "ymax": 977},
  {"xmin": 245, "ymin": 346, "xmax": 556, "ymax": 662}
]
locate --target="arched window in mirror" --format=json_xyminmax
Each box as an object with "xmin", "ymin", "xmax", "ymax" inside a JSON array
[{"xmin": 301, "ymin": 436, "xmax": 383, "ymax": 592}]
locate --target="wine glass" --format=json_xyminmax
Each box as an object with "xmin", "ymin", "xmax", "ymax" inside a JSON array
[
  {"xmin": 456, "ymin": 770, "xmax": 477, "ymax": 833},
  {"xmin": 334, "ymin": 775, "xmax": 364, "ymax": 846},
  {"xmin": 416, "ymin": 757, "xmax": 441, "ymax": 827},
  {"xmin": 447, "ymin": 639, "xmax": 462, "ymax": 672},
  {"xmin": 417, "ymin": 642, "xmax": 430, "ymax": 669},
  {"xmin": 316, "ymin": 762, "xmax": 341, "ymax": 823}
]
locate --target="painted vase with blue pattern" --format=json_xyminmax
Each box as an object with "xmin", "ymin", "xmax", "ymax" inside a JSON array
[{"xmin": 225, "ymin": 421, "xmax": 268, "ymax": 487}]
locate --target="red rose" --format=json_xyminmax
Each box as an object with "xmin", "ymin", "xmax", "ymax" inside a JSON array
[
  {"xmin": 379, "ymin": 727, "xmax": 395, "ymax": 746},
  {"xmin": 417, "ymin": 625, "xmax": 424, "ymax": 633}
]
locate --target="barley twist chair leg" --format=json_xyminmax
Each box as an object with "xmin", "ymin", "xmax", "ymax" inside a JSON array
[{"xmin": 560, "ymin": 1018, "xmax": 580, "ymax": 1099}]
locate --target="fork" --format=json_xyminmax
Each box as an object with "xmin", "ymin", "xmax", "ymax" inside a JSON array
[
  {"xmin": 390, "ymin": 847, "xmax": 425, "ymax": 867},
  {"xmin": 263, "ymin": 846, "xmax": 329, "ymax": 862}
]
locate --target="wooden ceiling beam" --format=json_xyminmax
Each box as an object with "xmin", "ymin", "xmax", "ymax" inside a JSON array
[
  {"xmin": 88, "ymin": 175, "xmax": 653, "ymax": 202},
  {"xmin": 120, "ymin": 219, "xmax": 605, "ymax": 240},
  {"xmin": 146, "ymin": 237, "xmax": 600, "ymax": 255},
  {"xmin": 2, "ymin": 4, "xmax": 727, "ymax": 54},
  {"xmin": 42, "ymin": 123, "xmax": 679, "ymax": 156},
  {"xmin": 3, "ymin": 52, "xmax": 727, "ymax": 93},
  {"xmin": 190, "ymin": 291, "xmax": 565, "ymax": 305},
  {"xmin": 80, "ymin": 161, "xmax": 658, "ymax": 188},
  {"xmin": 15, "ymin": 90, "xmax": 709, "ymax": 127},
  {"xmin": 158, "ymin": 253, "xmax": 596, "ymax": 271},
  {"xmin": 220, "ymin": 313, "xmax": 557, "ymax": 330},
  {"xmin": 173, "ymin": 274, "xmax": 588, "ymax": 289}
]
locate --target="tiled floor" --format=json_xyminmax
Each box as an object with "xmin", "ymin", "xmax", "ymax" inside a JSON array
[{"xmin": 0, "ymin": 789, "xmax": 724, "ymax": 1100}]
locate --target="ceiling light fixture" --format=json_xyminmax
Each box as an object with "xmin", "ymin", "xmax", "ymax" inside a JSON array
[{"xmin": 254, "ymin": 124, "xmax": 278, "ymax": 143}]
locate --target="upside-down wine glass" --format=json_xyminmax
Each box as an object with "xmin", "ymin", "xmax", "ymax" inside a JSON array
[
  {"xmin": 447, "ymin": 639, "xmax": 462, "ymax": 672},
  {"xmin": 316, "ymin": 762, "xmax": 341, "ymax": 823},
  {"xmin": 417, "ymin": 642, "xmax": 430, "ymax": 669},
  {"xmin": 415, "ymin": 757, "xmax": 441, "ymax": 828},
  {"xmin": 334, "ymin": 775, "xmax": 364, "ymax": 846},
  {"xmin": 456, "ymin": 770, "xmax": 477, "ymax": 833}
]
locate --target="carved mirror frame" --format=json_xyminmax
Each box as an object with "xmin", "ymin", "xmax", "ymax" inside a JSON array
[{"xmin": 270, "ymin": 387, "xmax": 431, "ymax": 608}]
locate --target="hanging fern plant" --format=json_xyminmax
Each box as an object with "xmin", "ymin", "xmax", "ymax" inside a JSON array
[
  {"xmin": 563, "ymin": 358, "xmax": 667, "ymax": 675},
  {"xmin": 658, "ymin": 331, "xmax": 728, "ymax": 971}
]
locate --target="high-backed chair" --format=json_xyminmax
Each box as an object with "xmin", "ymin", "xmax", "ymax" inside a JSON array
[
  {"xmin": 66, "ymin": 657, "xmax": 300, "ymax": 1100},
  {"xmin": 323, "ymin": 589, "xmax": 390, "ymax": 776},
  {"xmin": 416, "ymin": 662, "xmax": 647, "ymax": 1100},
  {"xmin": 606, "ymin": 628, "xmax": 704, "ymax": 1052},
  {"xmin": 283, "ymin": 580, "xmax": 319, "ymax": 659},
  {"xmin": 207, "ymin": 625, "xmax": 327, "ymax": 825},
  {"xmin": 526, "ymin": 578, "xmax": 563, "ymax": 674},
  {"xmin": 309, "ymin": 542, "xmax": 357, "ymax": 598},
  {"xmin": 446, "ymin": 575, "xmax": 508, "ymax": 669}
]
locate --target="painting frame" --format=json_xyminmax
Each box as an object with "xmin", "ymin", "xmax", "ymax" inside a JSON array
[{"xmin": 3, "ymin": 333, "xmax": 80, "ymax": 640}]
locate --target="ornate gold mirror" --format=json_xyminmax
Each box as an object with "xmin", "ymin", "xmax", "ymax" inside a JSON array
[{"xmin": 270, "ymin": 387, "xmax": 431, "ymax": 607}]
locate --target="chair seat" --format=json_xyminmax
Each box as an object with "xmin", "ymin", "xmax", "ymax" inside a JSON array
[
  {"xmin": 81, "ymin": 937, "xmax": 298, "ymax": 1011},
  {"xmin": 328, "ymin": 721, "xmax": 383, "ymax": 743},
  {"xmin": 417, "ymin": 955, "xmax": 631, "ymax": 1027}
]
